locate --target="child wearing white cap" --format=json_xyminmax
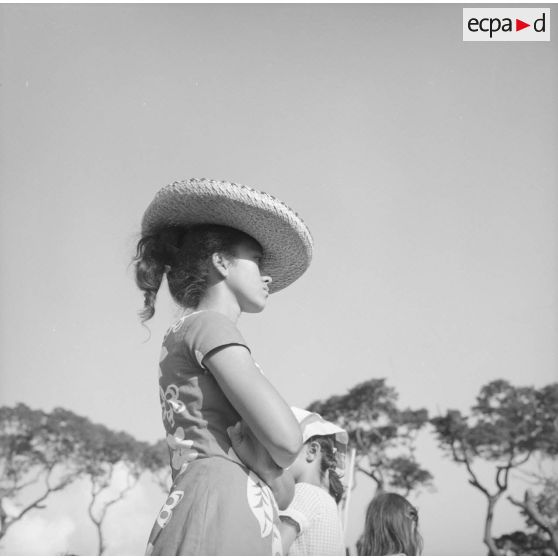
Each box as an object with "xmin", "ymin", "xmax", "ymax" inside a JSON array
[{"xmin": 278, "ymin": 407, "xmax": 348, "ymax": 556}]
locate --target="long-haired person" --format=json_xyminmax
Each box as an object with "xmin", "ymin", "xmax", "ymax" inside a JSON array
[{"xmin": 358, "ymin": 492, "xmax": 423, "ymax": 556}]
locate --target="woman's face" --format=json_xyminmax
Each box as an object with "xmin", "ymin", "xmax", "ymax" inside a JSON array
[{"xmin": 225, "ymin": 237, "xmax": 272, "ymax": 313}]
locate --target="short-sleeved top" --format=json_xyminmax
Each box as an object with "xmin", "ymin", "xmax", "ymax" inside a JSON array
[
  {"xmin": 280, "ymin": 482, "xmax": 346, "ymax": 556},
  {"xmin": 158, "ymin": 310, "xmax": 249, "ymax": 480}
]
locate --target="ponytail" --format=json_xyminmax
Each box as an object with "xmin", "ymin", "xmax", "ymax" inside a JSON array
[
  {"xmin": 133, "ymin": 227, "xmax": 184, "ymax": 322},
  {"xmin": 328, "ymin": 469, "xmax": 344, "ymax": 504}
]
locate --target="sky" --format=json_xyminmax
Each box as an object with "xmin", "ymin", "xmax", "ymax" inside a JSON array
[{"xmin": 0, "ymin": 3, "xmax": 557, "ymax": 556}]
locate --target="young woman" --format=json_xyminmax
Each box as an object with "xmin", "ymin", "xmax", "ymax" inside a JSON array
[
  {"xmin": 134, "ymin": 178, "xmax": 313, "ymax": 555},
  {"xmin": 358, "ymin": 492, "xmax": 423, "ymax": 556}
]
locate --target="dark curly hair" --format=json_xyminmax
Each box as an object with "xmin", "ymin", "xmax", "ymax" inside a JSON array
[
  {"xmin": 133, "ymin": 224, "xmax": 258, "ymax": 322},
  {"xmin": 307, "ymin": 435, "xmax": 345, "ymax": 504}
]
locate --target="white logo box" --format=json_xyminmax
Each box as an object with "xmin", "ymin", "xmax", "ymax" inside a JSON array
[{"xmin": 463, "ymin": 8, "xmax": 550, "ymax": 42}]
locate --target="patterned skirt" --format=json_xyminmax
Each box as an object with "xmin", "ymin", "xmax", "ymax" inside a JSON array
[{"xmin": 146, "ymin": 456, "xmax": 283, "ymax": 556}]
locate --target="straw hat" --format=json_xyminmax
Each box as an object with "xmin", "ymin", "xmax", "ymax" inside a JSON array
[{"xmin": 141, "ymin": 178, "xmax": 313, "ymax": 293}]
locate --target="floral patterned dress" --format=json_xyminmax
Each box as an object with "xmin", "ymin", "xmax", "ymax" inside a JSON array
[{"xmin": 146, "ymin": 311, "xmax": 282, "ymax": 556}]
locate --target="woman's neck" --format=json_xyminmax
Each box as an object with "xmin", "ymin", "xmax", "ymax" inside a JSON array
[{"xmin": 196, "ymin": 287, "xmax": 242, "ymax": 323}]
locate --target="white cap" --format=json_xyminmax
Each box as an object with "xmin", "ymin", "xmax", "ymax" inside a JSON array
[{"xmin": 291, "ymin": 407, "xmax": 348, "ymax": 449}]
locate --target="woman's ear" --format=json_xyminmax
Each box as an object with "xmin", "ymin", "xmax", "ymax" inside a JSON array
[{"xmin": 211, "ymin": 252, "xmax": 232, "ymax": 278}]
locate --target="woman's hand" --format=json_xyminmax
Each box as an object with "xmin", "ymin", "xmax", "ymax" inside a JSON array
[
  {"xmin": 228, "ymin": 420, "xmax": 295, "ymax": 510},
  {"xmin": 227, "ymin": 421, "xmax": 281, "ymax": 481}
]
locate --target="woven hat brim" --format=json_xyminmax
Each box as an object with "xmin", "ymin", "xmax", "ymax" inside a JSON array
[{"xmin": 141, "ymin": 179, "xmax": 313, "ymax": 293}]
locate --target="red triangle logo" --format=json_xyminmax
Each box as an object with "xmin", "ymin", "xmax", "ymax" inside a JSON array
[{"xmin": 516, "ymin": 19, "xmax": 530, "ymax": 31}]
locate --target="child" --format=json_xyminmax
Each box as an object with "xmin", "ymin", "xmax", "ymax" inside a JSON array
[
  {"xmin": 134, "ymin": 178, "xmax": 313, "ymax": 555},
  {"xmin": 358, "ymin": 492, "xmax": 423, "ymax": 556},
  {"xmin": 278, "ymin": 407, "xmax": 348, "ymax": 556}
]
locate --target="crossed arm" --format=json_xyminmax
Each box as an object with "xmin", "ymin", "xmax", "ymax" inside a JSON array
[
  {"xmin": 228, "ymin": 420, "xmax": 296, "ymax": 510},
  {"xmin": 203, "ymin": 344, "xmax": 301, "ymax": 509}
]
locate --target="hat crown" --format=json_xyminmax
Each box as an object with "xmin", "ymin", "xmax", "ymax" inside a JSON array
[{"xmin": 145, "ymin": 178, "xmax": 311, "ymax": 234}]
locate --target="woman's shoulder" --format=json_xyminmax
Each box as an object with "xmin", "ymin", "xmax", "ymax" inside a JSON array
[
  {"xmin": 184, "ymin": 309, "xmax": 236, "ymax": 325},
  {"xmin": 165, "ymin": 310, "xmax": 248, "ymax": 363},
  {"xmin": 166, "ymin": 310, "xmax": 238, "ymax": 338}
]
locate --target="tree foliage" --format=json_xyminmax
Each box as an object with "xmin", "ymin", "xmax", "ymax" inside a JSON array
[
  {"xmin": 0, "ymin": 403, "xmax": 168, "ymax": 554},
  {"xmin": 142, "ymin": 439, "xmax": 171, "ymax": 493},
  {"xmin": 0, "ymin": 404, "xmax": 87, "ymax": 540},
  {"xmin": 501, "ymin": 475, "xmax": 558, "ymax": 555},
  {"xmin": 307, "ymin": 379, "xmax": 432, "ymax": 496},
  {"xmin": 494, "ymin": 530, "xmax": 554, "ymax": 556},
  {"xmin": 431, "ymin": 380, "xmax": 558, "ymax": 556}
]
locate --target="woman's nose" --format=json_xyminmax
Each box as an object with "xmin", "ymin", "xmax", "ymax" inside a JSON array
[{"xmin": 262, "ymin": 275, "xmax": 272, "ymax": 285}]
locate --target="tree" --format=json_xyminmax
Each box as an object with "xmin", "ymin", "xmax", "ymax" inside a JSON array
[
  {"xmin": 1, "ymin": 403, "xmax": 167, "ymax": 555},
  {"xmin": 307, "ymin": 379, "xmax": 432, "ymax": 497},
  {"xmin": 0, "ymin": 404, "xmax": 86, "ymax": 540},
  {"xmin": 431, "ymin": 380, "xmax": 558, "ymax": 556},
  {"xmin": 73, "ymin": 417, "xmax": 155, "ymax": 556}
]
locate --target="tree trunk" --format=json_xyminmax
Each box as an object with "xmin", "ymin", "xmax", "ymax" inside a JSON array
[
  {"xmin": 549, "ymin": 528, "xmax": 558, "ymax": 555},
  {"xmin": 483, "ymin": 495, "xmax": 502, "ymax": 556},
  {"xmin": 0, "ymin": 501, "xmax": 7, "ymax": 541},
  {"xmin": 94, "ymin": 519, "xmax": 105, "ymax": 556}
]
